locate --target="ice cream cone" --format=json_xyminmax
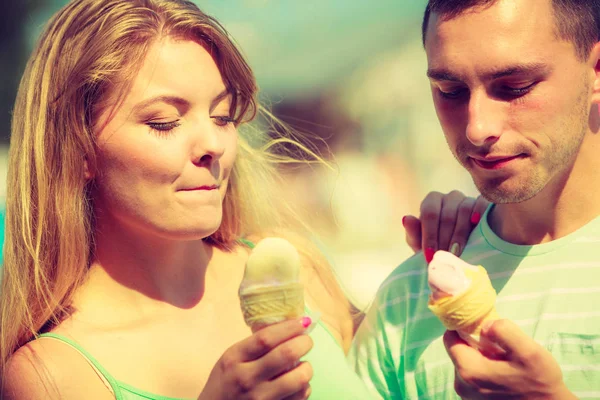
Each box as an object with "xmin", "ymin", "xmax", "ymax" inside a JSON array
[
  {"xmin": 240, "ymin": 282, "xmax": 304, "ymax": 332},
  {"xmin": 239, "ymin": 237, "xmax": 305, "ymax": 332},
  {"xmin": 428, "ymin": 251, "xmax": 500, "ymax": 352}
]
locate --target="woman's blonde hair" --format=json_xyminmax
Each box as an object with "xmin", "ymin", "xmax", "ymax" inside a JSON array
[{"xmin": 0, "ymin": 0, "xmax": 351, "ymax": 379}]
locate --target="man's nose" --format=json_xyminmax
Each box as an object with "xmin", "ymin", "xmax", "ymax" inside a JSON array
[{"xmin": 466, "ymin": 91, "xmax": 504, "ymax": 147}]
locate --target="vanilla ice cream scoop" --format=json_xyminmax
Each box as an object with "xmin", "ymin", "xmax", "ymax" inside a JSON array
[
  {"xmin": 239, "ymin": 237, "xmax": 305, "ymax": 332},
  {"xmin": 241, "ymin": 237, "xmax": 301, "ymax": 288}
]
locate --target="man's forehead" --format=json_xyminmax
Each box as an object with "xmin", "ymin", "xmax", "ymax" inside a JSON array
[
  {"xmin": 425, "ymin": 0, "xmax": 556, "ymax": 49},
  {"xmin": 423, "ymin": 0, "xmax": 572, "ymax": 76}
]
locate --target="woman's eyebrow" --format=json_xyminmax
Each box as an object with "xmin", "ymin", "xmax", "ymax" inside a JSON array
[
  {"xmin": 210, "ymin": 89, "xmax": 232, "ymax": 113},
  {"xmin": 132, "ymin": 89, "xmax": 231, "ymax": 114},
  {"xmin": 132, "ymin": 95, "xmax": 190, "ymax": 114}
]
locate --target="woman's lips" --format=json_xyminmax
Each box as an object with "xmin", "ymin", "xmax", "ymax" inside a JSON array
[
  {"xmin": 181, "ymin": 184, "xmax": 219, "ymax": 191},
  {"xmin": 470, "ymin": 154, "xmax": 525, "ymax": 170}
]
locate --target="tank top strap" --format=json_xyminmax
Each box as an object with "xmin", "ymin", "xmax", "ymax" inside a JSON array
[
  {"xmin": 237, "ymin": 237, "xmax": 256, "ymax": 249},
  {"xmin": 36, "ymin": 332, "xmax": 122, "ymax": 399}
]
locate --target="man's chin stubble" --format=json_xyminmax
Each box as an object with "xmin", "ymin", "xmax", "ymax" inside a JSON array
[{"xmin": 474, "ymin": 175, "xmax": 545, "ymax": 204}]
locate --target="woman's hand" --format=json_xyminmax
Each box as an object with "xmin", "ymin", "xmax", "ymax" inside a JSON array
[
  {"xmin": 198, "ymin": 318, "xmax": 313, "ymax": 400},
  {"xmin": 404, "ymin": 191, "xmax": 489, "ymax": 262}
]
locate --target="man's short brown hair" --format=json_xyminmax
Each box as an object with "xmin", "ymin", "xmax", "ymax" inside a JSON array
[{"xmin": 422, "ymin": 0, "xmax": 600, "ymax": 61}]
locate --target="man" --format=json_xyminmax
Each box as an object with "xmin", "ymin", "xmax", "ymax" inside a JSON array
[{"xmin": 349, "ymin": 0, "xmax": 600, "ymax": 399}]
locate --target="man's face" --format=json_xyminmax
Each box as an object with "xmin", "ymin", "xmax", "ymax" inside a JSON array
[{"xmin": 425, "ymin": 0, "xmax": 595, "ymax": 203}]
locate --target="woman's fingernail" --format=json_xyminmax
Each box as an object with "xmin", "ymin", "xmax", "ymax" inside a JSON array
[
  {"xmin": 402, "ymin": 216, "xmax": 407, "ymax": 226},
  {"xmin": 471, "ymin": 212, "xmax": 481, "ymax": 225},
  {"xmin": 301, "ymin": 317, "xmax": 312, "ymax": 328},
  {"xmin": 425, "ymin": 247, "xmax": 435, "ymax": 263},
  {"xmin": 450, "ymin": 242, "xmax": 460, "ymax": 256}
]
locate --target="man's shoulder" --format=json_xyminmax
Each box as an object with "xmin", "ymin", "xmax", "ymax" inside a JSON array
[
  {"xmin": 377, "ymin": 233, "xmax": 489, "ymax": 294},
  {"xmin": 373, "ymin": 231, "xmax": 494, "ymax": 305}
]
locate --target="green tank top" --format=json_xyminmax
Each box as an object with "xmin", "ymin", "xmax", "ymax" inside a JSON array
[{"xmin": 38, "ymin": 318, "xmax": 374, "ymax": 399}]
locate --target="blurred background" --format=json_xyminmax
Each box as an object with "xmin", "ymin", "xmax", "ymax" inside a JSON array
[{"xmin": 0, "ymin": 0, "xmax": 479, "ymax": 309}]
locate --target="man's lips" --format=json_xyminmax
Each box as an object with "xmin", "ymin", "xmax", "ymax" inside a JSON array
[{"xmin": 469, "ymin": 154, "xmax": 525, "ymax": 170}]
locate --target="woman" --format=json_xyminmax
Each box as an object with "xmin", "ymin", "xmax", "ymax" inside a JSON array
[{"xmin": 0, "ymin": 0, "xmax": 486, "ymax": 399}]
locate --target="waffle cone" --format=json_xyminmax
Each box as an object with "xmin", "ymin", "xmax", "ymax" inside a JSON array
[
  {"xmin": 456, "ymin": 307, "xmax": 500, "ymax": 351},
  {"xmin": 239, "ymin": 282, "xmax": 304, "ymax": 332},
  {"xmin": 429, "ymin": 265, "xmax": 499, "ymax": 350}
]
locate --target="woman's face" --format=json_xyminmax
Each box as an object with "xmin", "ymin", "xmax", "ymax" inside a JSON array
[{"xmin": 92, "ymin": 37, "xmax": 238, "ymax": 240}]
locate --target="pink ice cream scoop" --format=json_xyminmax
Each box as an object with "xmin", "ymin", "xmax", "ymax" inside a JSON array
[
  {"xmin": 427, "ymin": 250, "xmax": 477, "ymax": 299},
  {"xmin": 427, "ymin": 250, "xmax": 503, "ymax": 356}
]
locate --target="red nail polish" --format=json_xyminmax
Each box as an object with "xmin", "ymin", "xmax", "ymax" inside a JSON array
[
  {"xmin": 471, "ymin": 212, "xmax": 481, "ymax": 225},
  {"xmin": 425, "ymin": 248, "xmax": 435, "ymax": 263},
  {"xmin": 301, "ymin": 317, "xmax": 312, "ymax": 328},
  {"xmin": 402, "ymin": 216, "xmax": 407, "ymax": 226}
]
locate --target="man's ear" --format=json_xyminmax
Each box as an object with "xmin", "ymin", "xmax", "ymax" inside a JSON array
[{"xmin": 590, "ymin": 42, "xmax": 600, "ymax": 104}]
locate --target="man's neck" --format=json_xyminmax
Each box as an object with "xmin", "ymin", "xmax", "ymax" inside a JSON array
[{"xmin": 489, "ymin": 134, "xmax": 600, "ymax": 245}]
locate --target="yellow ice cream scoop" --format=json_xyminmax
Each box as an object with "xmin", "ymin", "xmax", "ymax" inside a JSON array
[
  {"xmin": 428, "ymin": 250, "xmax": 500, "ymax": 350},
  {"xmin": 242, "ymin": 237, "xmax": 301, "ymax": 284},
  {"xmin": 239, "ymin": 237, "xmax": 305, "ymax": 332}
]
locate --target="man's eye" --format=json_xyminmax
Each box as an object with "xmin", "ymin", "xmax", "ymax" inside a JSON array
[
  {"xmin": 502, "ymin": 82, "xmax": 537, "ymax": 97},
  {"xmin": 438, "ymin": 87, "xmax": 467, "ymax": 100},
  {"xmin": 211, "ymin": 116, "xmax": 235, "ymax": 127},
  {"xmin": 147, "ymin": 120, "xmax": 180, "ymax": 132}
]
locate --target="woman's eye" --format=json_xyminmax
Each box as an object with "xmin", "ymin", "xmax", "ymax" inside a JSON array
[
  {"xmin": 211, "ymin": 116, "xmax": 235, "ymax": 127},
  {"xmin": 147, "ymin": 120, "xmax": 181, "ymax": 132}
]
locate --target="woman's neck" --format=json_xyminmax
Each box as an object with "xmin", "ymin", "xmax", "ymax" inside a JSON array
[{"xmin": 88, "ymin": 214, "xmax": 215, "ymax": 310}]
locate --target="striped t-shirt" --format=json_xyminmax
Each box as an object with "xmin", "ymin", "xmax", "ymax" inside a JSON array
[{"xmin": 348, "ymin": 205, "xmax": 600, "ymax": 399}]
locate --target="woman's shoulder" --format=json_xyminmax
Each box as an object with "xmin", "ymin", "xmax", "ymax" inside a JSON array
[{"xmin": 3, "ymin": 336, "xmax": 113, "ymax": 399}]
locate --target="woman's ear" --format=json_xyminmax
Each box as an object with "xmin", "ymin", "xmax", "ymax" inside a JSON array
[{"xmin": 83, "ymin": 158, "xmax": 94, "ymax": 180}]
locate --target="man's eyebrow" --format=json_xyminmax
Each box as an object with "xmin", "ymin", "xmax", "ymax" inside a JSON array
[
  {"xmin": 426, "ymin": 69, "xmax": 462, "ymax": 82},
  {"xmin": 484, "ymin": 62, "xmax": 550, "ymax": 80},
  {"xmin": 427, "ymin": 62, "xmax": 550, "ymax": 82}
]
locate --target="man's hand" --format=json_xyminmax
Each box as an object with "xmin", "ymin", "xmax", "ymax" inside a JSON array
[{"xmin": 443, "ymin": 319, "xmax": 576, "ymax": 400}]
